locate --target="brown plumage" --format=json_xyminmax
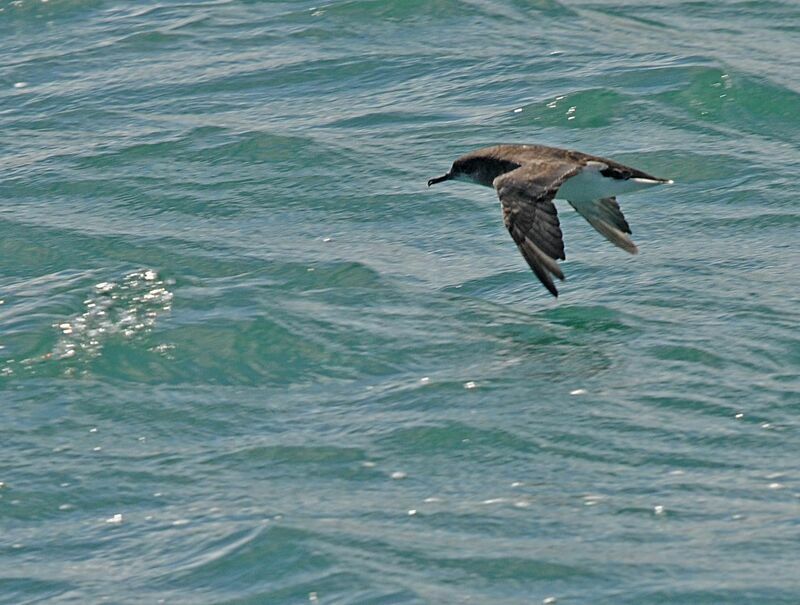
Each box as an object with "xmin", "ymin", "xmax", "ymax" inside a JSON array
[{"xmin": 427, "ymin": 144, "xmax": 672, "ymax": 297}]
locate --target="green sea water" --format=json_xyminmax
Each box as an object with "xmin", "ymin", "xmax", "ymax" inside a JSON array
[{"xmin": 2, "ymin": 0, "xmax": 800, "ymax": 603}]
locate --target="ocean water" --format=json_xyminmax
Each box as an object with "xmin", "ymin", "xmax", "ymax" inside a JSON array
[{"xmin": 1, "ymin": 0, "xmax": 799, "ymax": 603}]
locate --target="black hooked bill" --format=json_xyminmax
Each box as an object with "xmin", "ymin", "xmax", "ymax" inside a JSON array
[{"xmin": 427, "ymin": 173, "xmax": 450, "ymax": 187}]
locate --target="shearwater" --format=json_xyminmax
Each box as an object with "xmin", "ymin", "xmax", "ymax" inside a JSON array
[{"xmin": 427, "ymin": 144, "xmax": 673, "ymax": 297}]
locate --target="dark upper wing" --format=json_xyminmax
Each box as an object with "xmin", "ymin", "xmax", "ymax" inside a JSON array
[
  {"xmin": 493, "ymin": 163, "xmax": 581, "ymax": 297},
  {"xmin": 568, "ymin": 197, "xmax": 638, "ymax": 255}
]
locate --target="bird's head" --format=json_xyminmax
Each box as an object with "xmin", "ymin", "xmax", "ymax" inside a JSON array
[
  {"xmin": 427, "ymin": 157, "xmax": 479, "ymax": 187},
  {"xmin": 428, "ymin": 153, "xmax": 519, "ymax": 188}
]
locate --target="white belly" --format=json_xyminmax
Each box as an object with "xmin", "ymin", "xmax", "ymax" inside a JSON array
[{"xmin": 556, "ymin": 162, "xmax": 662, "ymax": 202}]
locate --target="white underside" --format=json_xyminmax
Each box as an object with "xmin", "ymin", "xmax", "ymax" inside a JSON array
[{"xmin": 555, "ymin": 161, "xmax": 665, "ymax": 203}]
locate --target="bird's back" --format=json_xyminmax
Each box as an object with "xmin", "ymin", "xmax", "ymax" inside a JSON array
[{"xmin": 470, "ymin": 144, "xmax": 664, "ymax": 182}]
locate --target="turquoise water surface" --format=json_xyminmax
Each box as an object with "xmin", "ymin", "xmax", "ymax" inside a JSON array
[{"xmin": 2, "ymin": 1, "xmax": 799, "ymax": 603}]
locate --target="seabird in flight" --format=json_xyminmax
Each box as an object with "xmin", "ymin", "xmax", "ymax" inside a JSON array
[{"xmin": 427, "ymin": 144, "xmax": 673, "ymax": 296}]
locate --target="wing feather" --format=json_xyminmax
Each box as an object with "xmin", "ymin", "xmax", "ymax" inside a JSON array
[
  {"xmin": 494, "ymin": 163, "xmax": 580, "ymax": 297},
  {"xmin": 568, "ymin": 196, "xmax": 638, "ymax": 254}
]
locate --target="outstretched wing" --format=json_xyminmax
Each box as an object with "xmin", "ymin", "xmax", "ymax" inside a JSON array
[
  {"xmin": 568, "ymin": 197, "xmax": 639, "ymax": 255},
  {"xmin": 493, "ymin": 163, "xmax": 580, "ymax": 297}
]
